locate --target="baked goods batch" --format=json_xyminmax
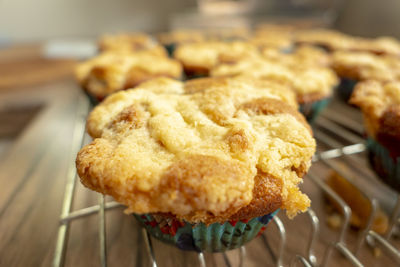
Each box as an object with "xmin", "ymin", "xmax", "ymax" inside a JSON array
[{"xmin": 74, "ymin": 26, "xmax": 400, "ymax": 252}]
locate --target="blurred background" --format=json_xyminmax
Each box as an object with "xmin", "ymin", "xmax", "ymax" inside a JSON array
[{"xmin": 0, "ymin": 0, "xmax": 399, "ymax": 43}]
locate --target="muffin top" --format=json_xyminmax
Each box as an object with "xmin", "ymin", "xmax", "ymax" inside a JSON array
[
  {"xmin": 173, "ymin": 41, "xmax": 259, "ymax": 74},
  {"xmin": 332, "ymin": 51, "xmax": 400, "ymax": 81},
  {"xmin": 261, "ymin": 45, "xmax": 331, "ymax": 68},
  {"xmin": 211, "ymin": 57, "xmax": 338, "ymax": 102},
  {"xmin": 99, "ymin": 33, "xmax": 167, "ymax": 56},
  {"xmin": 76, "ymin": 77, "xmax": 315, "ymax": 223},
  {"xmin": 294, "ymin": 29, "xmax": 353, "ymax": 51},
  {"xmin": 75, "ymin": 51, "xmax": 182, "ymax": 100},
  {"xmin": 349, "ymin": 36, "xmax": 400, "ymax": 56},
  {"xmin": 350, "ymin": 81, "xmax": 400, "ymax": 143}
]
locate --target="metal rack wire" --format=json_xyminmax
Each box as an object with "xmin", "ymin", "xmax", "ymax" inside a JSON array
[{"xmin": 52, "ymin": 98, "xmax": 400, "ymax": 267}]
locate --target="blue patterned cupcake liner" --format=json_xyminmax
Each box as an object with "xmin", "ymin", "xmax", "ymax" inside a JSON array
[
  {"xmin": 164, "ymin": 44, "xmax": 176, "ymax": 57},
  {"xmin": 338, "ymin": 77, "xmax": 358, "ymax": 102},
  {"xmin": 135, "ymin": 210, "xmax": 278, "ymax": 253},
  {"xmin": 299, "ymin": 98, "xmax": 330, "ymax": 123},
  {"xmin": 83, "ymin": 90, "xmax": 101, "ymax": 106},
  {"xmin": 367, "ymin": 138, "xmax": 400, "ymax": 192}
]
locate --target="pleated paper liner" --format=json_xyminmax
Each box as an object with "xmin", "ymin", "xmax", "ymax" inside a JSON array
[{"xmin": 135, "ymin": 210, "xmax": 278, "ymax": 253}]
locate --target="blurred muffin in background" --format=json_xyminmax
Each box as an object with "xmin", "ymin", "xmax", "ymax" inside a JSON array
[
  {"xmin": 294, "ymin": 29, "xmax": 354, "ymax": 52},
  {"xmin": 251, "ymin": 24, "xmax": 296, "ymax": 52},
  {"xmin": 99, "ymin": 33, "xmax": 168, "ymax": 56},
  {"xmin": 261, "ymin": 45, "xmax": 331, "ymax": 69},
  {"xmin": 75, "ymin": 50, "xmax": 182, "ymax": 103},
  {"xmin": 157, "ymin": 29, "xmax": 205, "ymax": 56},
  {"xmin": 211, "ymin": 56, "xmax": 338, "ymax": 122},
  {"xmin": 350, "ymin": 80, "xmax": 400, "ymax": 191},
  {"xmin": 332, "ymin": 51, "xmax": 400, "ymax": 101},
  {"xmin": 173, "ymin": 41, "xmax": 259, "ymax": 78}
]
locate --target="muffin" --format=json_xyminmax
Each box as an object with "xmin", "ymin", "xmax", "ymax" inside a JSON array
[
  {"xmin": 76, "ymin": 76, "xmax": 316, "ymax": 252},
  {"xmin": 98, "ymin": 33, "xmax": 167, "ymax": 56},
  {"xmin": 173, "ymin": 41, "xmax": 260, "ymax": 78},
  {"xmin": 75, "ymin": 51, "xmax": 183, "ymax": 103},
  {"xmin": 211, "ymin": 57, "xmax": 338, "ymax": 121},
  {"xmin": 294, "ymin": 29, "xmax": 353, "ymax": 52},
  {"xmin": 251, "ymin": 24, "xmax": 295, "ymax": 52},
  {"xmin": 349, "ymin": 36, "xmax": 400, "ymax": 56},
  {"xmin": 261, "ymin": 45, "xmax": 331, "ymax": 68},
  {"xmin": 157, "ymin": 29, "xmax": 205, "ymax": 56},
  {"xmin": 332, "ymin": 51, "xmax": 400, "ymax": 101},
  {"xmin": 350, "ymin": 80, "xmax": 400, "ymax": 191}
]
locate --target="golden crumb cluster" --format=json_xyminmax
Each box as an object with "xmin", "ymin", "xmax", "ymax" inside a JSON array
[
  {"xmin": 75, "ymin": 51, "xmax": 182, "ymax": 100},
  {"xmin": 76, "ymin": 77, "xmax": 315, "ymax": 223}
]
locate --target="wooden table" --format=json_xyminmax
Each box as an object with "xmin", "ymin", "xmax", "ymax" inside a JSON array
[{"xmin": 0, "ymin": 45, "xmax": 399, "ymax": 267}]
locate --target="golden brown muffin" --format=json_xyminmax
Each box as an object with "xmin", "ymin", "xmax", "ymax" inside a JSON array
[
  {"xmin": 157, "ymin": 29, "xmax": 205, "ymax": 46},
  {"xmin": 349, "ymin": 36, "xmax": 400, "ymax": 56},
  {"xmin": 75, "ymin": 51, "xmax": 182, "ymax": 101},
  {"xmin": 294, "ymin": 29, "xmax": 354, "ymax": 52},
  {"xmin": 211, "ymin": 57, "xmax": 338, "ymax": 104},
  {"xmin": 173, "ymin": 41, "xmax": 260, "ymax": 76},
  {"xmin": 250, "ymin": 33, "xmax": 292, "ymax": 51},
  {"xmin": 332, "ymin": 51, "xmax": 400, "ymax": 82},
  {"xmin": 350, "ymin": 81, "xmax": 400, "ymax": 154},
  {"xmin": 76, "ymin": 77, "xmax": 315, "ymax": 224},
  {"xmin": 261, "ymin": 45, "xmax": 331, "ymax": 69},
  {"xmin": 99, "ymin": 33, "xmax": 167, "ymax": 56}
]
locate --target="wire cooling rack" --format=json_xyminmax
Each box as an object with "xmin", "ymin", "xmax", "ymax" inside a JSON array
[{"xmin": 52, "ymin": 95, "xmax": 400, "ymax": 267}]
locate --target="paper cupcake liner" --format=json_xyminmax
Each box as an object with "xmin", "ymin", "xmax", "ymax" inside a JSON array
[
  {"xmin": 135, "ymin": 210, "xmax": 278, "ymax": 252},
  {"xmin": 338, "ymin": 78, "xmax": 358, "ymax": 102},
  {"xmin": 299, "ymin": 98, "xmax": 330, "ymax": 122},
  {"xmin": 367, "ymin": 137, "xmax": 400, "ymax": 192},
  {"xmin": 83, "ymin": 90, "xmax": 101, "ymax": 106},
  {"xmin": 164, "ymin": 44, "xmax": 176, "ymax": 57},
  {"xmin": 183, "ymin": 73, "xmax": 208, "ymax": 81}
]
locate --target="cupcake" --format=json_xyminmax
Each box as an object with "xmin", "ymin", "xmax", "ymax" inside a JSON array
[
  {"xmin": 349, "ymin": 36, "xmax": 400, "ymax": 57},
  {"xmin": 332, "ymin": 51, "xmax": 400, "ymax": 101},
  {"xmin": 261, "ymin": 45, "xmax": 331, "ymax": 68},
  {"xmin": 76, "ymin": 76, "xmax": 316, "ymax": 252},
  {"xmin": 173, "ymin": 41, "xmax": 259, "ymax": 79},
  {"xmin": 75, "ymin": 50, "xmax": 183, "ymax": 103},
  {"xmin": 157, "ymin": 29, "xmax": 205, "ymax": 56},
  {"xmin": 251, "ymin": 24, "xmax": 295, "ymax": 52},
  {"xmin": 205, "ymin": 27, "xmax": 251, "ymax": 41},
  {"xmin": 350, "ymin": 80, "xmax": 400, "ymax": 191},
  {"xmin": 98, "ymin": 33, "xmax": 168, "ymax": 57},
  {"xmin": 294, "ymin": 29, "xmax": 353, "ymax": 52},
  {"xmin": 211, "ymin": 57, "xmax": 338, "ymax": 121}
]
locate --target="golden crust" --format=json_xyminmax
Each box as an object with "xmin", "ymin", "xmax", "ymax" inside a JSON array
[
  {"xmin": 294, "ymin": 29, "xmax": 354, "ymax": 51},
  {"xmin": 349, "ymin": 36, "xmax": 400, "ymax": 56},
  {"xmin": 261, "ymin": 45, "xmax": 331, "ymax": 68},
  {"xmin": 75, "ymin": 51, "xmax": 182, "ymax": 100},
  {"xmin": 350, "ymin": 80, "xmax": 400, "ymax": 142},
  {"xmin": 76, "ymin": 77, "xmax": 315, "ymax": 223},
  {"xmin": 173, "ymin": 41, "xmax": 260, "ymax": 75},
  {"xmin": 211, "ymin": 57, "xmax": 337, "ymax": 100},
  {"xmin": 98, "ymin": 33, "xmax": 167, "ymax": 56},
  {"xmin": 332, "ymin": 51, "xmax": 400, "ymax": 81}
]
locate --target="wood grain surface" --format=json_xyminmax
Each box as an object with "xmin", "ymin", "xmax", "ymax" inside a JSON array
[{"xmin": 0, "ymin": 45, "xmax": 399, "ymax": 267}]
